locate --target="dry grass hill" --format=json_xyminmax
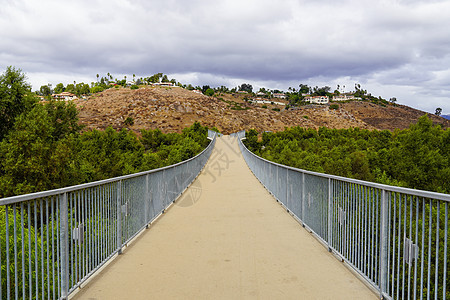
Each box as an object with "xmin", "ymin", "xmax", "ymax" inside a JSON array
[{"xmin": 74, "ymin": 86, "xmax": 450, "ymax": 134}]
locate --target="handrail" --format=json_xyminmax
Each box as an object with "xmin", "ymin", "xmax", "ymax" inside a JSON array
[
  {"xmin": 0, "ymin": 132, "xmax": 217, "ymax": 299},
  {"xmin": 238, "ymin": 137, "xmax": 450, "ymax": 203},
  {"xmin": 237, "ymin": 132, "xmax": 450, "ymax": 300},
  {"xmin": 0, "ymin": 135, "xmax": 216, "ymax": 206}
]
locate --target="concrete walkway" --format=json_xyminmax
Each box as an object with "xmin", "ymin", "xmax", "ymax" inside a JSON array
[{"xmin": 73, "ymin": 136, "xmax": 376, "ymax": 300}]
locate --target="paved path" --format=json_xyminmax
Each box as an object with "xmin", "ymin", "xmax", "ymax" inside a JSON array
[{"xmin": 73, "ymin": 136, "xmax": 376, "ymax": 300}]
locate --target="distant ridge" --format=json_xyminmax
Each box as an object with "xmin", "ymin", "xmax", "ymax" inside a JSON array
[
  {"xmin": 74, "ymin": 86, "xmax": 450, "ymax": 134},
  {"xmin": 442, "ymin": 114, "xmax": 450, "ymax": 120}
]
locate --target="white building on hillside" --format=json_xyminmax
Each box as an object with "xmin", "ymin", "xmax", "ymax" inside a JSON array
[
  {"xmin": 332, "ymin": 94, "xmax": 361, "ymax": 101},
  {"xmin": 52, "ymin": 92, "xmax": 77, "ymax": 101},
  {"xmin": 304, "ymin": 96, "xmax": 329, "ymax": 104},
  {"xmin": 152, "ymin": 82, "xmax": 174, "ymax": 87},
  {"xmin": 273, "ymin": 93, "xmax": 287, "ymax": 99}
]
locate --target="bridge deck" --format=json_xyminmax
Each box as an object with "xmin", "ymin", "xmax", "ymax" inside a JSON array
[{"xmin": 72, "ymin": 136, "xmax": 376, "ymax": 299}]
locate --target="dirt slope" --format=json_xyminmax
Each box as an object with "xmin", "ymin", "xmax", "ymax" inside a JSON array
[{"xmin": 74, "ymin": 86, "xmax": 449, "ymax": 134}]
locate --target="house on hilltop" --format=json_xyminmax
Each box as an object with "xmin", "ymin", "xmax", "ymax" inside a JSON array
[
  {"xmin": 52, "ymin": 92, "xmax": 77, "ymax": 101},
  {"xmin": 273, "ymin": 93, "xmax": 287, "ymax": 99},
  {"xmin": 304, "ymin": 96, "xmax": 329, "ymax": 104},
  {"xmin": 152, "ymin": 82, "xmax": 174, "ymax": 87},
  {"xmin": 332, "ymin": 93, "xmax": 361, "ymax": 101}
]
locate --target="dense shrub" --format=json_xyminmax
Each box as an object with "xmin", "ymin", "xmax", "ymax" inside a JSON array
[
  {"xmin": 244, "ymin": 115, "xmax": 449, "ymax": 193},
  {"xmin": 329, "ymin": 104, "xmax": 339, "ymax": 110},
  {"xmin": 124, "ymin": 116, "xmax": 134, "ymax": 126}
]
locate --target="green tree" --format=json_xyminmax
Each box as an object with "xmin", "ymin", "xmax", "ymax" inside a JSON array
[
  {"xmin": 0, "ymin": 105, "xmax": 62, "ymax": 196},
  {"xmin": 53, "ymin": 83, "xmax": 65, "ymax": 94},
  {"xmin": 39, "ymin": 84, "xmax": 52, "ymax": 96},
  {"xmin": 65, "ymin": 84, "xmax": 75, "ymax": 94},
  {"xmin": 245, "ymin": 129, "xmax": 260, "ymax": 152},
  {"xmin": 204, "ymin": 88, "xmax": 214, "ymax": 96},
  {"xmin": 146, "ymin": 73, "xmax": 163, "ymax": 83},
  {"xmin": 299, "ymin": 84, "xmax": 310, "ymax": 94},
  {"xmin": 75, "ymin": 83, "xmax": 90, "ymax": 96},
  {"xmin": 90, "ymin": 85, "xmax": 104, "ymax": 94},
  {"xmin": 312, "ymin": 86, "xmax": 330, "ymax": 96},
  {"xmin": 0, "ymin": 101, "xmax": 83, "ymax": 197},
  {"xmin": 161, "ymin": 74, "xmax": 169, "ymax": 83},
  {"xmin": 202, "ymin": 85, "xmax": 211, "ymax": 93},
  {"xmin": 239, "ymin": 83, "xmax": 253, "ymax": 93},
  {"xmin": 0, "ymin": 66, "xmax": 38, "ymax": 140}
]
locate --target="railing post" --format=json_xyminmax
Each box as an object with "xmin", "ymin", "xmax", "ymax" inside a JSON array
[
  {"xmin": 162, "ymin": 170, "xmax": 166, "ymax": 212},
  {"xmin": 286, "ymin": 169, "xmax": 289, "ymax": 210},
  {"xmin": 301, "ymin": 172, "xmax": 305, "ymax": 225},
  {"xmin": 60, "ymin": 193, "xmax": 69, "ymax": 299},
  {"xmin": 117, "ymin": 180, "xmax": 122, "ymax": 254},
  {"xmin": 379, "ymin": 189, "xmax": 388, "ymax": 299},
  {"xmin": 276, "ymin": 166, "xmax": 279, "ymax": 201},
  {"xmin": 145, "ymin": 175, "xmax": 149, "ymax": 228},
  {"xmin": 328, "ymin": 178, "xmax": 332, "ymax": 252}
]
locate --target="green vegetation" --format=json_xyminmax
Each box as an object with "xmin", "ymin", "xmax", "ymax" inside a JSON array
[
  {"xmin": 244, "ymin": 118, "xmax": 450, "ymax": 298},
  {"xmin": 244, "ymin": 116, "xmax": 449, "ymax": 193},
  {"xmin": 0, "ymin": 67, "xmax": 210, "ymax": 199},
  {"xmin": 1, "ymin": 205, "xmax": 53, "ymax": 299},
  {"xmin": 238, "ymin": 83, "xmax": 253, "ymax": 93},
  {"xmin": 284, "ymin": 83, "xmax": 395, "ymax": 108},
  {"xmin": 220, "ymin": 98, "xmax": 250, "ymax": 111},
  {"xmin": 0, "ymin": 68, "xmax": 212, "ymax": 299},
  {"xmin": 204, "ymin": 88, "xmax": 214, "ymax": 96},
  {"xmin": 124, "ymin": 116, "xmax": 134, "ymax": 126},
  {"xmin": 0, "ymin": 66, "xmax": 37, "ymax": 140},
  {"xmin": 329, "ymin": 104, "xmax": 339, "ymax": 110}
]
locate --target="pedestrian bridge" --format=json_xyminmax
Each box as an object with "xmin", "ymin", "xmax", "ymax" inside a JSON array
[
  {"xmin": 72, "ymin": 135, "xmax": 375, "ymax": 299},
  {"xmin": 1, "ymin": 132, "xmax": 449, "ymax": 300}
]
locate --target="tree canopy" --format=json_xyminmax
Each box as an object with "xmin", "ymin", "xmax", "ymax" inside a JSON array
[
  {"xmin": 0, "ymin": 66, "xmax": 38, "ymax": 140},
  {"xmin": 244, "ymin": 115, "xmax": 449, "ymax": 193},
  {"xmin": 239, "ymin": 83, "xmax": 253, "ymax": 93}
]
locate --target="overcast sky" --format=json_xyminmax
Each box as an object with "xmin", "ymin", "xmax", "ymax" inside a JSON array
[{"xmin": 1, "ymin": 0, "xmax": 449, "ymax": 114}]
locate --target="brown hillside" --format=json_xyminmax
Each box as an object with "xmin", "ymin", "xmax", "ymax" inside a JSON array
[
  {"xmin": 341, "ymin": 101, "xmax": 449, "ymax": 130},
  {"xmin": 74, "ymin": 86, "xmax": 450, "ymax": 134}
]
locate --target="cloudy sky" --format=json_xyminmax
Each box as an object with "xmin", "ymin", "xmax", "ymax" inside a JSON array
[{"xmin": 1, "ymin": 0, "xmax": 449, "ymax": 114}]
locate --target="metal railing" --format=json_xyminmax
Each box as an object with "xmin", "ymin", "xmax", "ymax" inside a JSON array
[
  {"xmin": 0, "ymin": 133, "xmax": 217, "ymax": 300},
  {"xmin": 236, "ymin": 131, "xmax": 450, "ymax": 300},
  {"xmin": 208, "ymin": 129, "xmax": 223, "ymax": 138}
]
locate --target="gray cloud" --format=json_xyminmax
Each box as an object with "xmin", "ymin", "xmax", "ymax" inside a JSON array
[{"xmin": 1, "ymin": 0, "xmax": 449, "ymax": 113}]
